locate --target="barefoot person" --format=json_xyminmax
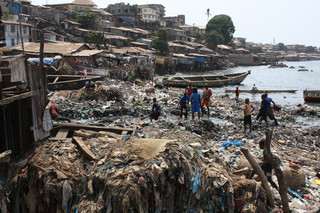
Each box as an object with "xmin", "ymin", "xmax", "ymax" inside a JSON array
[
  {"xmin": 244, "ymin": 98, "xmax": 254, "ymax": 133},
  {"xmin": 201, "ymin": 85, "xmax": 212, "ymax": 117},
  {"xmin": 190, "ymin": 87, "xmax": 201, "ymax": 120}
]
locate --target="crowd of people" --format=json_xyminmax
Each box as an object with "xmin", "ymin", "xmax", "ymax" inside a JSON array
[{"xmin": 148, "ymin": 84, "xmax": 280, "ymax": 137}]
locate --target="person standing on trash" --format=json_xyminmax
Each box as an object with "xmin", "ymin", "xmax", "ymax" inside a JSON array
[
  {"xmin": 257, "ymin": 94, "xmax": 268, "ymax": 124},
  {"xmin": 244, "ymin": 98, "xmax": 255, "ymax": 133},
  {"xmin": 179, "ymin": 93, "xmax": 189, "ymax": 119},
  {"xmin": 265, "ymin": 94, "xmax": 279, "ymax": 126},
  {"xmin": 190, "ymin": 87, "xmax": 201, "ymax": 120},
  {"xmin": 234, "ymin": 87, "xmax": 240, "ymax": 101},
  {"xmin": 185, "ymin": 84, "xmax": 193, "ymax": 97},
  {"xmin": 150, "ymin": 98, "xmax": 161, "ymax": 122},
  {"xmin": 201, "ymin": 85, "xmax": 212, "ymax": 117}
]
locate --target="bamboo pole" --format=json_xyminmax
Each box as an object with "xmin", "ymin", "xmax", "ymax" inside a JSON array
[{"xmin": 19, "ymin": 22, "xmax": 25, "ymax": 55}]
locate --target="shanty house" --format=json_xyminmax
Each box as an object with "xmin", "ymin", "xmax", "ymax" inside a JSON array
[
  {"xmin": 0, "ymin": 55, "xmax": 50, "ymax": 156},
  {"xmin": 0, "ymin": 20, "xmax": 32, "ymax": 48}
]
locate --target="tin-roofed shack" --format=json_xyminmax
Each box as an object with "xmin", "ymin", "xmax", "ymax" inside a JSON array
[
  {"xmin": 11, "ymin": 41, "xmax": 91, "ymax": 57},
  {"xmin": 0, "ymin": 55, "xmax": 50, "ymax": 156}
]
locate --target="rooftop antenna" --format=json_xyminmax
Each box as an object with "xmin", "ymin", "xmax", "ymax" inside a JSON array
[{"xmin": 206, "ymin": 8, "xmax": 211, "ymax": 22}]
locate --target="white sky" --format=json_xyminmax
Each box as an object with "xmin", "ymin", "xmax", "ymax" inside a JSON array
[{"xmin": 30, "ymin": 0, "xmax": 320, "ymax": 47}]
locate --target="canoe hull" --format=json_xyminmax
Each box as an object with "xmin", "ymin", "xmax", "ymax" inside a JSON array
[
  {"xmin": 162, "ymin": 71, "xmax": 250, "ymax": 88},
  {"xmin": 225, "ymin": 89, "xmax": 297, "ymax": 93},
  {"xmin": 303, "ymin": 90, "xmax": 320, "ymax": 102},
  {"xmin": 76, "ymin": 65, "xmax": 109, "ymax": 77}
]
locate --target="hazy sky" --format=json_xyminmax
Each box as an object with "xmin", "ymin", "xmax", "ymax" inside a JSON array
[{"xmin": 31, "ymin": 0, "xmax": 319, "ymax": 47}]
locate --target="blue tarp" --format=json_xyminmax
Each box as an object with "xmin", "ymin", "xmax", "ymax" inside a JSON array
[
  {"xmin": 27, "ymin": 58, "xmax": 59, "ymax": 65},
  {"xmin": 189, "ymin": 56, "xmax": 205, "ymax": 63},
  {"xmin": 221, "ymin": 141, "xmax": 243, "ymax": 148},
  {"xmin": 120, "ymin": 18, "xmax": 133, "ymax": 23}
]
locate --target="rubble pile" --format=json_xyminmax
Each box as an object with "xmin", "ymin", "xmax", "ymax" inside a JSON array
[
  {"xmin": 6, "ymin": 78, "xmax": 320, "ymax": 212},
  {"xmin": 11, "ymin": 130, "xmax": 239, "ymax": 212}
]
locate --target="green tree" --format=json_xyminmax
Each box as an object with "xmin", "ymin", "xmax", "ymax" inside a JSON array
[
  {"xmin": 206, "ymin": 14, "xmax": 235, "ymax": 44},
  {"xmin": 205, "ymin": 30, "xmax": 224, "ymax": 49},
  {"xmin": 305, "ymin": 46, "xmax": 315, "ymax": 53},
  {"xmin": 151, "ymin": 28, "xmax": 170, "ymax": 55},
  {"xmin": 88, "ymin": 32, "xmax": 107, "ymax": 50},
  {"xmin": 76, "ymin": 12, "xmax": 97, "ymax": 29},
  {"xmin": 252, "ymin": 46, "xmax": 263, "ymax": 54},
  {"xmin": 278, "ymin": 42, "xmax": 287, "ymax": 51},
  {"xmin": 194, "ymin": 29, "xmax": 203, "ymax": 42}
]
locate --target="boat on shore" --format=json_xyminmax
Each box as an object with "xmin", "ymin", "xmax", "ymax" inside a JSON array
[
  {"xmin": 47, "ymin": 75, "xmax": 102, "ymax": 91},
  {"xmin": 76, "ymin": 65, "xmax": 109, "ymax": 77},
  {"xmin": 162, "ymin": 71, "xmax": 250, "ymax": 88},
  {"xmin": 303, "ymin": 90, "xmax": 320, "ymax": 102},
  {"xmin": 225, "ymin": 89, "xmax": 297, "ymax": 94}
]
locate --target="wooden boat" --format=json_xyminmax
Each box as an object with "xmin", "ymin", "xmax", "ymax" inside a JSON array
[
  {"xmin": 162, "ymin": 71, "xmax": 250, "ymax": 88},
  {"xmin": 47, "ymin": 75, "xmax": 102, "ymax": 91},
  {"xmin": 76, "ymin": 65, "xmax": 110, "ymax": 77},
  {"xmin": 225, "ymin": 89, "xmax": 297, "ymax": 93},
  {"xmin": 303, "ymin": 90, "xmax": 320, "ymax": 102}
]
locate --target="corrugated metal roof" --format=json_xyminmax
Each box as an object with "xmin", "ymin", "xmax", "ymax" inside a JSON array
[
  {"xmin": 217, "ymin": 45, "xmax": 231, "ymax": 50},
  {"xmin": 68, "ymin": 49, "xmax": 104, "ymax": 56},
  {"xmin": 0, "ymin": 20, "xmax": 33, "ymax": 27},
  {"xmin": 65, "ymin": 20, "xmax": 81, "ymax": 25},
  {"xmin": 11, "ymin": 42, "xmax": 89, "ymax": 55},
  {"xmin": 72, "ymin": 0, "xmax": 97, "ymax": 6}
]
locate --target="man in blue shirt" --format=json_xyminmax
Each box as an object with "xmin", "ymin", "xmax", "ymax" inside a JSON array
[
  {"xmin": 179, "ymin": 93, "xmax": 189, "ymax": 119},
  {"xmin": 190, "ymin": 87, "xmax": 201, "ymax": 120}
]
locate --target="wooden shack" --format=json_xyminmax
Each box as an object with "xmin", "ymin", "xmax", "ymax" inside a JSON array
[{"xmin": 0, "ymin": 54, "xmax": 50, "ymax": 156}]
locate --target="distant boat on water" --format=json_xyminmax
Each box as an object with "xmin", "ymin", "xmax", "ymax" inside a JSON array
[
  {"xmin": 225, "ymin": 89, "xmax": 297, "ymax": 94},
  {"xmin": 162, "ymin": 71, "xmax": 250, "ymax": 88},
  {"xmin": 303, "ymin": 90, "xmax": 320, "ymax": 102}
]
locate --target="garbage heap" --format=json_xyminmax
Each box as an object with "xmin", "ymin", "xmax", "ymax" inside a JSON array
[
  {"xmin": 11, "ymin": 127, "xmax": 248, "ymax": 212},
  {"xmin": 6, "ymin": 78, "xmax": 320, "ymax": 212}
]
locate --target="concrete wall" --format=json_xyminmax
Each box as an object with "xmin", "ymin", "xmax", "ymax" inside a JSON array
[{"xmin": 5, "ymin": 24, "xmax": 31, "ymax": 48}]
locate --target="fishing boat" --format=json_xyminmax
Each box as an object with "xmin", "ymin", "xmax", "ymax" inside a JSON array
[
  {"xmin": 162, "ymin": 71, "xmax": 250, "ymax": 88},
  {"xmin": 303, "ymin": 90, "xmax": 320, "ymax": 102},
  {"xmin": 76, "ymin": 65, "xmax": 109, "ymax": 77},
  {"xmin": 225, "ymin": 89, "xmax": 297, "ymax": 93},
  {"xmin": 47, "ymin": 75, "xmax": 102, "ymax": 91}
]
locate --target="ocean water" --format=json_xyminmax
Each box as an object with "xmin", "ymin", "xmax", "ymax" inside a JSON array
[{"xmin": 173, "ymin": 61, "xmax": 320, "ymax": 108}]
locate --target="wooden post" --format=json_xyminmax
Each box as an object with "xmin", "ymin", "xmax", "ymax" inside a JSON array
[
  {"xmin": 264, "ymin": 131, "xmax": 290, "ymax": 213},
  {"xmin": 2, "ymin": 106, "xmax": 8, "ymax": 150},
  {"xmin": 19, "ymin": 22, "xmax": 25, "ymax": 55},
  {"xmin": 18, "ymin": 100, "xmax": 23, "ymax": 154},
  {"xmin": 40, "ymin": 30, "xmax": 44, "ymax": 69},
  {"xmin": 240, "ymin": 147, "xmax": 275, "ymax": 208}
]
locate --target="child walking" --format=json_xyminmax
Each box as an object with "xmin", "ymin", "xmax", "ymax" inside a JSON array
[{"xmin": 244, "ymin": 98, "xmax": 254, "ymax": 133}]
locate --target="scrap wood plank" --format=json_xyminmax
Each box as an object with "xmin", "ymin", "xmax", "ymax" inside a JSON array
[
  {"xmin": 121, "ymin": 131, "xmax": 128, "ymax": 135},
  {"xmin": 0, "ymin": 91, "xmax": 36, "ymax": 106},
  {"xmin": 73, "ymin": 136, "xmax": 96, "ymax": 160},
  {"xmin": 55, "ymin": 128, "xmax": 70, "ymax": 140},
  {"xmin": 98, "ymin": 131, "xmax": 122, "ymax": 139},
  {"xmin": 53, "ymin": 122, "xmax": 134, "ymax": 135}
]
